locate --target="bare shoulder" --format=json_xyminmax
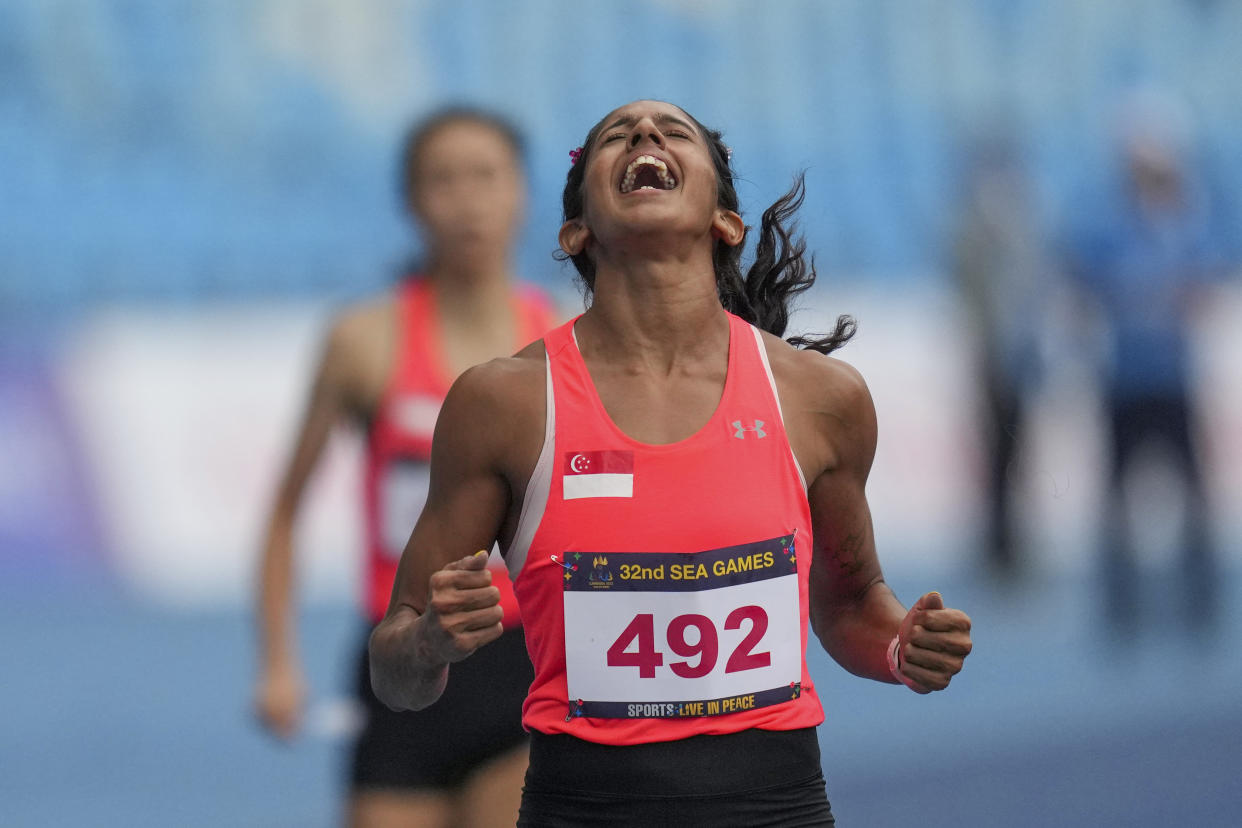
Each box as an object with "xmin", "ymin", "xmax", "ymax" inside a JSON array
[
  {"xmin": 758, "ymin": 331, "xmax": 877, "ymax": 478},
  {"xmin": 760, "ymin": 332, "xmax": 872, "ymax": 417},
  {"xmin": 317, "ymin": 297, "xmax": 396, "ymax": 411},
  {"xmin": 326, "ymin": 297, "xmax": 391, "ymax": 351}
]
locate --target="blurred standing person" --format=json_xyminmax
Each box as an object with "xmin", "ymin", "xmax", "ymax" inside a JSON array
[
  {"xmin": 951, "ymin": 131, "xmax": 1050, "ymax": 578},
  {"xmin": 254, "ymin": 107, "xmax": 557, "ymax": 827},
  {"xmin": 1061, "ymin": 89, "xmax": 1234, "ymax": 635}
]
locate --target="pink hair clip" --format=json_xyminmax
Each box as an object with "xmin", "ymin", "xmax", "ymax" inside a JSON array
[{"xmin": 569, "ymin": 146, "xmax": 583, "ymax": 166}]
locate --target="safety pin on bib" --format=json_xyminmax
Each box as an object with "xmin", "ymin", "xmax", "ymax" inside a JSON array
[{"xmin": 550, "ymin": 554, "xmax": 578, "ymax": 572}]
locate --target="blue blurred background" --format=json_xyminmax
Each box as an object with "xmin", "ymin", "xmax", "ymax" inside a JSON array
[{"xmin": 3, "ymin": 1, "xmax": 1241, "ymax": 825}]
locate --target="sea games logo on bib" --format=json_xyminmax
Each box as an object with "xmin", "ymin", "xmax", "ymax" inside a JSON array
[
  {"xmin": 588, "ymin": 555, "xmax": 614, "ymax": 588},
  {"xmin": 562, "ymin": 451, "xmax": 634, "ymax": 500}
]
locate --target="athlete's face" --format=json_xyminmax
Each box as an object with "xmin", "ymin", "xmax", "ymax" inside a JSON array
[
  {"xmin": 560, "ymin": 100, "xmax": 741, "ymax": 259},
  {"xmin": 409, "ymin": 120, "xmax": 526, "ymax": 261}
]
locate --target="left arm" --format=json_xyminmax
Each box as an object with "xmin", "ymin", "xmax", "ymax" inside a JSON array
[{"xmin": 790, "ymin": 353, "xmax": 972, "ymax": 692}]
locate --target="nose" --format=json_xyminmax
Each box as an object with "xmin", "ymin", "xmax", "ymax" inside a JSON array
[{"xmin": 628, "ymin": 117, "xmax": 665, "ymax": 150}]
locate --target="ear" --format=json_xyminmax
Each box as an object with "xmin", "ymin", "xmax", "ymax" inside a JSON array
[
  {"xmin": 559, "ymin": 220, "xmax": 592, "ymax": 256},
  {"xmin": 710, "ymin": 209, "xmax": 745, "ymax": 247}
]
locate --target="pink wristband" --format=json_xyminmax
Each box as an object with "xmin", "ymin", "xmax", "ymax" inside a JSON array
[{"xmin": 887, "ymin": 634, "xmax": 927, "ymax": 693}]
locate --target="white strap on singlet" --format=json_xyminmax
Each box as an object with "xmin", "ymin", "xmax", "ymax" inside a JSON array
[
  {"xmin": 504, "ymin": 351, "xmax": 555, "ymax": 580},
  {"xmin": 749, "ymin": 325, "xmax": 808, "ymax": 492}
]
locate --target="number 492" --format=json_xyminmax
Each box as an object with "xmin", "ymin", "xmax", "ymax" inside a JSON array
[{"xmin": 605, "ymin": 606, "xmax": 770, "ymax": 678}]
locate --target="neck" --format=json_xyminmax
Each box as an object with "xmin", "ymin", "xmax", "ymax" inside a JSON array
[
  {"xmin": 424, "ymin": 252, "xmax": 515, "ymax": 320},
  {"xmin": 578, "ymin": 244, "xmax": 728, "ymax": 372}
]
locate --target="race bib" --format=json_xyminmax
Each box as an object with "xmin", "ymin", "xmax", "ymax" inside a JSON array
[
  {"xmin": 379, "ymin": 459, "xmax": 430, "ymax": 559},
  {"xmin": 561, "ymin": 534, "xmax": 802, "ymax": 719}
]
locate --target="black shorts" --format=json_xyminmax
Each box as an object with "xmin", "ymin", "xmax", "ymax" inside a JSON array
[
  {"xmin": 350, "ymin": 625, "xmax": 534, "ymax": 792},
  {"xmin": 517, "ymin": 727, "xmax": 835, "ymax": 827}
]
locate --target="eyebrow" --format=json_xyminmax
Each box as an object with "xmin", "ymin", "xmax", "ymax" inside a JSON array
[{"xmin": 599, "ymin": 112, "xmax": 697, "ymax": 137}]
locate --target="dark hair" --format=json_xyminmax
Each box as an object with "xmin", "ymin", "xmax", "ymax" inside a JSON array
[
  {"xmin": 397, "ymin": 106, "xmax": 526, "ymax": 206},
  {"xmin": 555, "ymin": 104, "xmax": 855, "ymax": 355}
]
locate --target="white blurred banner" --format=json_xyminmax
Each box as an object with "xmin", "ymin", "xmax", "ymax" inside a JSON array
[{"xmin": 58, "ymin": 303, "xmax": 364, "ymax": 608}]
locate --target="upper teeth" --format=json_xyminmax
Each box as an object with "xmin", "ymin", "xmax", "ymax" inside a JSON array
[{"xmin": 621, "ymin": 155, "xmax": 675, "ymax": 193}]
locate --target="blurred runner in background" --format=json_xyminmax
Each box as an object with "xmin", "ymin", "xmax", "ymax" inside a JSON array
[{"xmin": 255, "ymin": 107, "xmax": 557, "ymax": 827}]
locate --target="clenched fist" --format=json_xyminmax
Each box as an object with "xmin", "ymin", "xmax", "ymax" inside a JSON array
[
  {"xmin": 420, "ymin": 550, "xmax": 506, "ymax": 664},
  {"xmin": 890, "ymin": 591, "xmax": 973, "ymax": 693}
]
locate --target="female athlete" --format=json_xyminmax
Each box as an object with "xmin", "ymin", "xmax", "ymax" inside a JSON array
[
  {"xmin": 255, "ymin": 107, "xmax": 557, "ymax": 827},
  {"xmin": 369, "ymin": 100, "xmax": 972, "ymax": 826}
]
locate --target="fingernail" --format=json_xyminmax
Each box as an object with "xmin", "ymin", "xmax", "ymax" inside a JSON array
[{"xmin": 474, "ymin": 549, "xmax": 488, "ymax": 557}]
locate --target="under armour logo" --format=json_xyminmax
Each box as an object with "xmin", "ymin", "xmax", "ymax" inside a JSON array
[{"xmin": 732, "ymin": 419, "xmax": 766, "ymax": 439}]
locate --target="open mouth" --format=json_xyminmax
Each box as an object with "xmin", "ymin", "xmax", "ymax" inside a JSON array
[{"xmin": 619, "ymin": 155, "xmax": 677, "ymax": 193}]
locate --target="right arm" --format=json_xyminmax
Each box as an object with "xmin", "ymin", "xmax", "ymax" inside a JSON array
[
  {"xmin": 369, "ymin": 354, "xmax": 541, "ymax": 711},
  {"xmin": 253, "ymin": 312, "xmax": 371, "ymax": 738}
]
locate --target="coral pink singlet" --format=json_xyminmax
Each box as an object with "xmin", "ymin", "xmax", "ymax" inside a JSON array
[{"xmin": 505, "ymin": 312, "xmax": 824, "ymax": 744}]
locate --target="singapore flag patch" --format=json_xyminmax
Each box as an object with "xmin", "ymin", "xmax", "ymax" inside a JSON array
[{"xmin": 562, "ymin": 450, "xmax": 634, "ymax": 500}]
